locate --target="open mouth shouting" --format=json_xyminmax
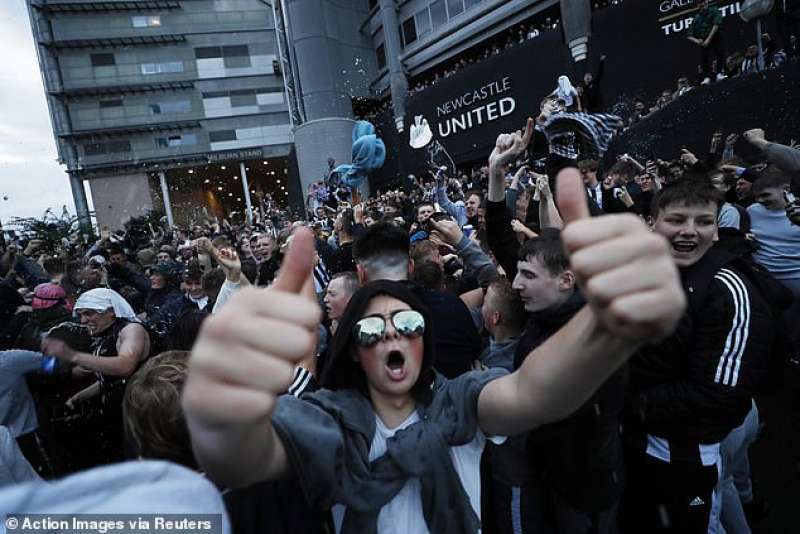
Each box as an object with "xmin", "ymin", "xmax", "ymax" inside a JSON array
[
  {"xmin": 671, "ymin": 240, "xmax": 698, "ymax": 254},
  {"xmin": 385, "ymin": 350, "xmax": 408, "ymax": 382}
]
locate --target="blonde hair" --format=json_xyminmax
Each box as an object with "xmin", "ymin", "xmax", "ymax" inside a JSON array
[{"xmin": 123, "ymin": 350, "xmax": 196, "ymax": 469}]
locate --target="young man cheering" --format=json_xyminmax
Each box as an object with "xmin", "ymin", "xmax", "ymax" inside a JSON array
[{"xmin": 620, "ymin": 180, "xmax": 777, "ymax": 534}]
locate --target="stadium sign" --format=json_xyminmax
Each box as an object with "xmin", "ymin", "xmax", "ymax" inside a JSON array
[{"xmin": 432, "ymin": 76, "xmax": 516, "ymax": 138}]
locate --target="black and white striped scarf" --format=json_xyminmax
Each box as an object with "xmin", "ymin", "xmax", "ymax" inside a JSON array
[
  {"xmin": 313, "ymin": 260, "xmax": 331, "ymax": 294},
  {"xmin": 543, "ymin": 112, "xmax": 623, "ymax": 160}
]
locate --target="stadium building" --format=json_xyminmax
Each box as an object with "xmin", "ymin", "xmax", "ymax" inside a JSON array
[
  {"xmin": 29, "ymin": 0, "xmax": 782, "ymax": 229},
  {"xmin": 27, "ymin": 0, "xmax": 574, "ymax": 229}
]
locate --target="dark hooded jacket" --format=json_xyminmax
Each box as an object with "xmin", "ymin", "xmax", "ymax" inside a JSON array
[
  {"xmin": 513, "ymin": 290, "xmax": 628, "ymax": 514},
  {"xmin": 143, "ymin": 262, "xmax": 190, "ymax": 347}
]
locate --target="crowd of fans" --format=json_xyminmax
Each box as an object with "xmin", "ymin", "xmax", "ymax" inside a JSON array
[
  {"xmin": 2, "ymin": 4, "xmax": 800, "ymax": 531},
  {"xmin": 3, "ymin": 78, "xmax": 800, "ymax": 533},
  {"xmin": 407, "ymin": 12, "xmax": 564, "ymax": 96}
]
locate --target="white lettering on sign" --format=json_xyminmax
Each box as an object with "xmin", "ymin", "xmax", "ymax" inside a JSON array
[
  {"xmin": 437, "ymin": 97, "xmax": 516, "ymax": 138},
  {"xmin": 659, "ymin": 0, "xmax": 694, "ymax": 14},
  {"xmin": 435, "ymin": 77, "xmax": 512, "ymax": 118},
  {"xmin": 661, "ymin": 1, "xmax": 741, "ymax": 35}
]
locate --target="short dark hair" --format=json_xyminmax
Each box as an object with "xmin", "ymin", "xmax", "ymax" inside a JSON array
[
  {"xmin": 411, "ymin": 240, "xmax": 438, "ymax": 264},
  {"xmin": 517, "ymin": 229, "xmax": 569, "ymax": 277},
  {"xmin": 607, "ymin": 160, "xmax": 638, "ymax": 181},
  {"xmin": 167, "ymin": 310, "xmax": 209, "ymax": 351},
  {"xmin": 43, "ymin": 256, "xmax": 65, "ymax": 276},
  {"xmin": 651, "ymin": 178, "xmax": 725, "ymax": 218},
  {"xmin": 329, "ymin": 271, "xmax": 359, "ymax": 296},
  {"xmin": 752, "ymin": 166, "xmax": 791, "ymax": 194},
  {"xmin": 353, "ymin": 222, "xmax": 409, "ymax": 264},
  {"xmin": 467, "ymin": 189, "xmax": 484, "ymax": 202},
  {"xmin": 415, "ymin": 201, "xmax": 434, "ymax": 217},
  {"xmin": 412, "ymin": 261, "xmax": 444, "ymax": 291},
  {"xmin": 578, "ymin": 159, "xmax": 599, "ymax": 173},
  {"xmin": 183, "ymin": 262, "xmax": 203, "ymax": 283},
  {"xmin": 487, "ymin": 276, "xmax": 527, "ymax": 332}
]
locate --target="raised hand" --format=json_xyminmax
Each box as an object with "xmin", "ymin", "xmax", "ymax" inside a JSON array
[
  {"xmin": 743, "ymin": 128, "xmax": 769, "ymax": 150},
  {"xmin": 680, "ymin": 148, "xmax": 699, "ymax": 166},
  {"xmin": 429, "ymin": 218, "xmax": 464, "ymax": 247},
  {"xmin": 537, "ymin": 175, "xmax": 552, "ymax": 198},
  {"xmin": 510, "ymin": 219, "xmax": 527, "ymax": 234},
  {"xmin": 489, "ymin": 118, "xmax": 534, "ymax": 170},
  {"xmin": 41, "ymin": 337, "xmax": 75, "ymax": 363},
  {"xmin": 786, "ymin": 199, "xmax": 800, "ymax": 226},
  {"xmin": 215, "ymin": 246, "xmax": 242, "ymax": 273},
  {"xmin": 556, "ymin": 168, "xmax": 685, "ymax": 341},
  {"xmin": 183, "ymin": 229, "xmax": 321, "ymax": 427}
]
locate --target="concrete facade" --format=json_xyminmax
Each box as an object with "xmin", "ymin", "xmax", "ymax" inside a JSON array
[
  {"xmin": 27, "ymin": 0, "xmax": 291, "ymax": 228},
  {"xmin": 28, "ymin": 0, "xmax": 564, "ymax": 227},
  {"xmin": 293, "ymin": 118, "xmax": 356, "ymax": 194}
]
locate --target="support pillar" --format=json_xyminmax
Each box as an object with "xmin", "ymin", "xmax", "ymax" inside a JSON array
[
  {"xmin": 379, "ymin": 0, "xmax": 409, "ymax": 131},
  {"xmin": 560, "ymin": 0, "xmax": 592, "ymax": 63},
  {"xmin": 239, "ymin": 162, "xmax": 254, "ymax": 225},
  {"xmin": 69, "ymin": 174, "xmax": 91, "ymax": 231},
  {"xmin": 158, "ymin": 170, "xmax": 175, "ymax": 228}
]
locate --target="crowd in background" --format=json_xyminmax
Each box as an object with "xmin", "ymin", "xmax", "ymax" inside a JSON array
[{"xmin": 2, "ymin": 3, "xmax": 800, "ymax": 534}]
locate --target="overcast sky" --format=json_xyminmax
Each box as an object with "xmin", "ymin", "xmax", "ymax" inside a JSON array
[{"xmin": 0, "ymin": 0, "xmax": 88, "ymax": 225}]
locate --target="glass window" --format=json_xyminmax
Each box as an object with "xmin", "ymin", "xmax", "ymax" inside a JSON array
[
  {"xmin": 376, "ymin": 43, "xmax": 386, "ymax": 70},
  {"xmin": 159, "ymin": 100, "xmax": 192, "ymax": 113},
  {"xmin": 415, "ymin": 9, "xmax": 431, "ymax": 37},
  {"xmin": 149, "ymin": 104, "xmax": 161, "ymax": 114},
  {"xmin": 230, "ymin": 93, "xmax": 257, "ymax": 107},
  {"xmin": 83, "ymin": 143, "xmax": 106, "ymax": 156},
  {"xmin": 99, "ymin": 99, "xmax": 123, "ymax": 108},
  {"xmin": 464, "ymin": 0, "xmax": 481, "ymax": 9},
  {"xmin": 223, "ymin": 55, "xmax": 251, "ymax": 69},
  {"xmin": 447, "ymin": 0, "xmax": 464, "ymax": 18},
  {"xmin": 90, "ymin": 53, "xmax": 115, "ymax": 67},
  {"xmin": 209, "ymin": 130, "xmax": 237, "ymax": 142},
  {"xmin": 141, "ymin": 62, "xmax": 184, "ymax": 75},
  {"xmin": 401, "ymin": 17, "xmax": 417, "ymax": 46},
  {"xmin": 222, "ymin": 45, "xmax": 249, "ymax": 57},
  {"xmin": 195, "ymin": 47, "xmax": 222, "ymax": 59},
  {"xmin": 106, "ymin": 140, "xmax": 132, "ymax": 153},
  {"xmin": 181, "ymin": 133, "xmax": 198, "ymax": 146},
  {"xmin": 132, "ymin": 16, "xmax": 161, "ymax": 27},
  {"xmin": 430, "ymin": 0, "xmax": 447, "ymax": 27}
]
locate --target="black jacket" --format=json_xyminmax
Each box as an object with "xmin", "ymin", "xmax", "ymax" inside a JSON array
[
  {"xmin": 625, "ymin": 248, "xmax": 776, "ymax": 460},
  {"xmin": 412, "ymin": 284, "xmax": 482, "ymax": 379},
  {"xmin": 515, "ymin": 292, "xmax": 628, "ymax": 513},
  {"xmin": 581, "ymin": 57, "xmax": 605, "ymax": 113}
]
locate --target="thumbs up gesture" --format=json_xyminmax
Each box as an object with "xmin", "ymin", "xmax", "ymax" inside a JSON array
[
  {"xmin": 183, "ymin": 228, "xmax": 321, "ymax": 427},
  {"xmin": 556, "ymin": 168, "xmax": 685, "ymax": 341}
]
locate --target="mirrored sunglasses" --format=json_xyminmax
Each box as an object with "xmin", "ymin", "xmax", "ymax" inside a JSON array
[{"xmin": 352, "ymin": 310, "xmax": 425, "ymax": 348}]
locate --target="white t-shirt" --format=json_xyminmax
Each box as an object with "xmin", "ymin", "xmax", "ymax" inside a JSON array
[{"xmin": 332, "ymin": 411, "xmax": 505, "ymax": 534}]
